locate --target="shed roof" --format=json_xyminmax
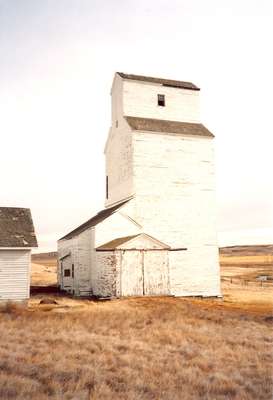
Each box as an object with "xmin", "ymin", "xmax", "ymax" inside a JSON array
[
  {"xmin": 125, "ymin": 116, "xmax": 214, "ymax": 138},
  {"xmin": 96, "ymin": 235, "xmax": 140, "ymax": 250},
  {"xmin": 60, "ymin": 199, "xmax": 130, "ymax": 240},
  {"xmin": 117, "ymin": 72, "xmax": 200, "ymax": 91},
  {"xmin": 96, "ymin": 233, "xmax": 170, "ymax": 251},
  {"xmin": 0, "ymin": 207, "xmax": 38, "ymax": 248}
]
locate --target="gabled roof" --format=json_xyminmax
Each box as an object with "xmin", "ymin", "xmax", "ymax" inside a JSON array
[
  {"xmin": 117, "ymin": 72, "xmax": 200, "ymax": 91},
  {"xmin": 59, "ymin": 199, "xmax": 130, "ymax": 240},
  {"xmin": 96, "ymin": 235, "xmax": 140, "ymax": 250},
  {"xmin": 96, "ymin": 233, "xmax": 170, "ymax": 251},
  {"xmin": 125, "ymin": 116, "xmax": 214, "ymax": 138},
  {"xmin": 0, "ymin": 207, "xmax": 38, "ymax": 248}
]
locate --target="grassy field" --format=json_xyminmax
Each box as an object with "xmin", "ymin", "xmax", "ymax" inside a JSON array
[
  {"xmin": 0, "ymin": 246, "xmax": 272, "ymax": 399},
  {"xmin": 0, "ymin": 296, "xmax": 272, "ymax": 400}
]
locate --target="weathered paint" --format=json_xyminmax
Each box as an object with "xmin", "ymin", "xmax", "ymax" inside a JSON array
[
  {"xmin": 58, "ymin": 228, "xmax": 93, "ymax": 296},
  {"xmin": 58, "ymin": 72, "xmax": 221, "ymax": 298},
  {"xmin": 0, "ymin": 249, "xmax": 31, "ymax": 301},
  {"xmin": 143, "ymin": 251, "xmax": 170, "ymax": 295},
  {"xmin": 120, "ymin": 250, "xmax": 143, "ymax": 296},
  {"xmin": 94, "ymin": 251, "xmax": 117, "ymax": 297},
  {"xmin": 95, "ymin": 247, "xmax": 170, "ymax": 298}
]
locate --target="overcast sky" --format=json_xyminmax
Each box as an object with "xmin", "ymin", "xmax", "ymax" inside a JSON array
[{"xmin": 0, "ymin": 0, "xmax": 272, "ymax": 252}]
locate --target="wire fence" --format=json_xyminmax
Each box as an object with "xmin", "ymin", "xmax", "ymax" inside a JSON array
[{"xmin": 221, "ymin": 276, "xmax": 273, "ymax": 288}]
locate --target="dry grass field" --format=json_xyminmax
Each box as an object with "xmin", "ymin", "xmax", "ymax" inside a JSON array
[
  {"xmin": 0, "ymin": 246, "xmax": 272, "ymax": 399},
  {"xmin": 31, "ymin": 253, "xmax": 57, "ymax": 286},
  {"xmin": 1, "ymin": 296, "xmax": 273, "ymax": 400}
]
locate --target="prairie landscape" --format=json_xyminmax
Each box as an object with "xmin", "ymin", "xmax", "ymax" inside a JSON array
[{"xmin": 0, "ymin": 246, "xmax": 272, "ymax": 400}]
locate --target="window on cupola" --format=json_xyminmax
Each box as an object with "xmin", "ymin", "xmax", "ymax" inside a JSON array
[{"xmin": 157, "ymin": 94, "xmax": 165, "ymax": 106}]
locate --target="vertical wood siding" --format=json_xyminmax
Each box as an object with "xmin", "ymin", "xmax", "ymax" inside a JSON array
[
  {"xmin": 120, "ymin": 251, "xmax": 143, "ymax": 296},
  {"xmin": 144, "ymin": 251, "xmax": 170, "ymax": 295}
]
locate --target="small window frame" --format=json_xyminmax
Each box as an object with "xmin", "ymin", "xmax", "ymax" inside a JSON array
[
  {"xmin": 64, "ymin": 269, "xmax": 71, "ymax": 277},
  {"xmin": 157, "ymin": 94, "xmax": 165, "ymax": 107}
]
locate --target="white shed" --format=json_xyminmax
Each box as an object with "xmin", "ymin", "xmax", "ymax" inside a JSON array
[
  {"xmin": 95, "ymin": 233, "xmax": 175, "ymax": 298},
  {"xmin": 0, "ymin": 207, "xmax": 38, "ymax": 302}
]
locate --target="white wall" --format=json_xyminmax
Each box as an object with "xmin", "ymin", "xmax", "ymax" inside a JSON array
[
  {"xmin": 123, "ymin": 80, "xmax": 200, "ymax": 123},
  {"xmin": 105, "ymin": 74, "xmax": 201, "ymax": 209},
  {"xmin": 0, "ymin": 249, "xmax": 31, "ymax": 301},
  {"xmin": 58, "ymin": 227, "xmax": 94, "ymax": 296},
  {"xmin": 132, "ymin": 131, "xmax": 221, "ymax": 296},
  {"xmin": 93, "ymin": 251, "xmax": 117, "ymax": 297},
  {"xmin": 92, "ymin": 211, "xmax": 141, "ymax": 294},
  {"xmin": 104, "ymin": 75, "xmax": 134, "ymax": 207},
  {"xmin": 58, "ymin": 210, "xmax": 140, "ymax": 296}
]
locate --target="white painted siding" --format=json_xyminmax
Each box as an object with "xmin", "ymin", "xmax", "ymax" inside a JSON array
[
  {"xmin": 144, "ymin": 251, "xmax": 170, "ymax": 295},
  {"xmin": 58, "ymin": 228, "xmax": 94, "ymax": 296},
  {"xmin": 58, "ymin": 211, "xmax": 140, "ymax": 296},
  {"xmin": 91, "ymin": 211, "xmax": 140, "ymax": 294},
  {"xmin": 58, "ymin": 237, "xmax": 76, "ymax": 289},
  {"xmin": 95, "ymin": 247, "xmax": 170, "ymax": 298},
  {"xmin": 104, "ymin": 119, "xmax": 134, "ymax": 207},
  {"xmin": 105, "ymin": 75, "xmax": 134, "ymax": 207},
  {"xmin": 58, "ymin": 73, "xmax": 221, "ymax": 299},
  {"xmin": 123, "ymin": 80, "xmax": 200, "ymax": 123},
  {"xmin": 94, "ymin": 251, "xmax": 117, "ymax": 297},
  {"xmin": 0, "ymin": 250, "xmax": 30, "ymax": 301},
  {"xmin": 132, "ymin": 131, "xmax": 221, "ymax": 296},
  {"xmin": 95, "ymin": 212, "xmax": 141, "ymax": 248},
  {"xmin": 120, "ymin": 251, "xmax": 143, "ymax": 296}
]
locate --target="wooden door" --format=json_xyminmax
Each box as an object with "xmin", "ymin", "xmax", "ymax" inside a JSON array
[
  {"xmin": 61, "ymin": 255, "xmax": 74, "ymax": 292},
  {"xmin": 144, "ymin": 251, "xmax": 170, "ymax": 295},
  {"xmin": 121, "ymin": 251, "xmax": 143, "ymax": 296}
]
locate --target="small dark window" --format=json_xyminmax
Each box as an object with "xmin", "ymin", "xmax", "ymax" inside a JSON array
[
  {"xmin": 72, "ymin": 264, "xmax": 74, "ymax": 278},
  {"xmin": 158, "ymin": 94, "xmax": 165, "ymax": 107},
  {"xmin": 64, "ymin": 269, "xmax": 70, "ymax": 277},
  {"xmin": 106, "ymin": 176, "xmax": 109, "ymax": 199},
  {"xmin": 116, "ymin": 120, "xmax": 118, "ymax": 128}
]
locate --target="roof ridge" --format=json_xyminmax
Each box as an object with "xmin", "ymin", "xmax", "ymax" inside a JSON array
[
  {"xmin": 117, "ymin": 72, "xmax": 200, "ymax": 91},
  {"xmin": 59, "ymin": 199, "xmax": 130, "ymax": 240},
  {"xmin": 125, "ymin": 116, "xmax": 214, "ymax": 138}
]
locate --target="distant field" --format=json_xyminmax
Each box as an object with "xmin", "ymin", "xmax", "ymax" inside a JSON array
[
  {"xmin": 31, "ymin": 253, "xmax": 57, "ymax": 286},
  {"xmin": 31, "ymin": 246, "xmax": 273, "ymax": 310}
]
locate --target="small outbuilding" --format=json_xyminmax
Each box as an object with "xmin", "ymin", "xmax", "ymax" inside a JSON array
[
  {"xmin": 95, "ymin": 233, "xmax": 172, "ymax": 298},
  {"xmin": 0, "ymin": 207, "xmax": 38, "ymax": 302}
]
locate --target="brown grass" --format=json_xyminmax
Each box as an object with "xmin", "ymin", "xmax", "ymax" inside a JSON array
[
  {"xmin": 31, "ymin": 262, "xmax": 57, "ymax": 286},
  {"xmin": 0, "ymin": 296, "xmax": 272, "ymax": 400}
]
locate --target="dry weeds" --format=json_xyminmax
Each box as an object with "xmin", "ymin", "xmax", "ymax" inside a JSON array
[{"xmin": 0, "ymin": 296, "xmax": 272, "ymax": 400}]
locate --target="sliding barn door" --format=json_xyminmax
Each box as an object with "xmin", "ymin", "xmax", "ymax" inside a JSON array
[
  {"xmin": 144, "ymin": 251, "xmax": 170, "ymax": 295},
  {"xmin": 121, "ymin": 251, "xmax": 143, "ymax": 296}
]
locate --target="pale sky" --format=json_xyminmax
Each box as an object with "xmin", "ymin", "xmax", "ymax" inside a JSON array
[{"xmin": 0, "ymin": 0, "xmax": 272, "ymax": 252}]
